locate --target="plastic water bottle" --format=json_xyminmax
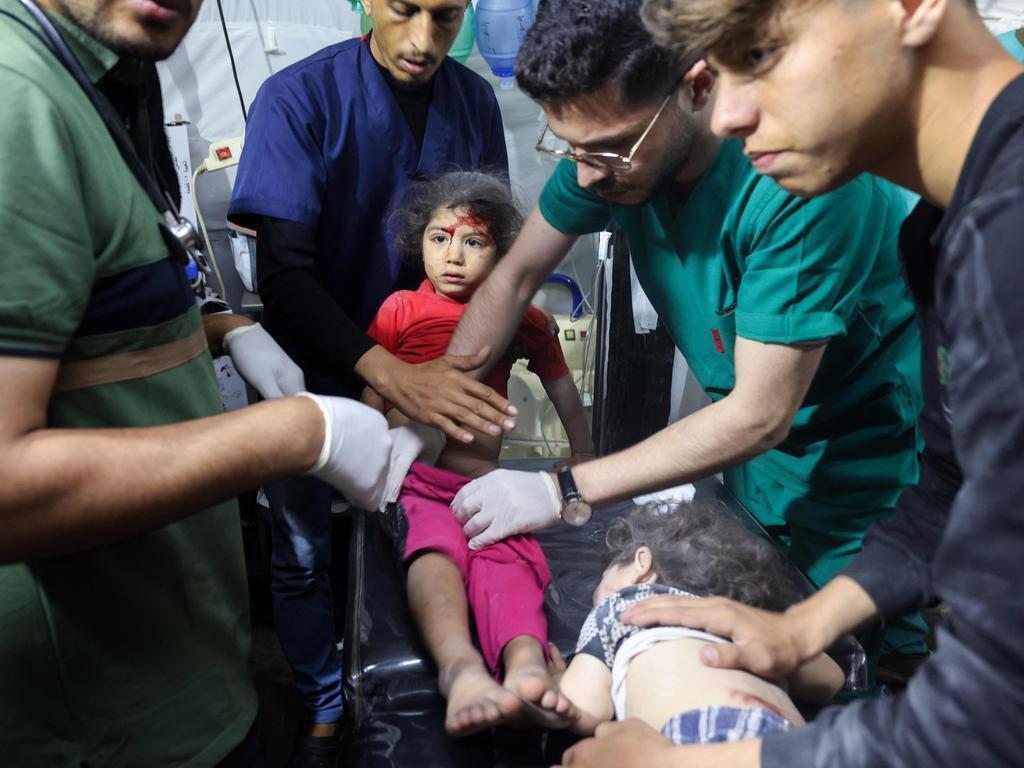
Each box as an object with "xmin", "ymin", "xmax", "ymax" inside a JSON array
[
  {"xmin": 475, "ymin": 0, "xmax": 535, "ymax": 88},
  {"xmin": 449, "ymin": 1, "xmax": 477, "ymax": 64}
]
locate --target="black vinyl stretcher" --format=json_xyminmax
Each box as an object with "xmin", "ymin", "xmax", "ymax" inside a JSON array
[{"xmin": 340, "ymin": 469, "xmax": 866, "ymax": 767}]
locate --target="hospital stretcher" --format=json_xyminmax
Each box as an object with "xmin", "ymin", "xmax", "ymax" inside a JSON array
[{"xmin": 339, "ymin": 465, "xmax": 865, "ymax": 767}]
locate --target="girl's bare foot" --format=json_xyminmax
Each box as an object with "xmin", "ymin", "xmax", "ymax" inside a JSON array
[
  {"xmin": 440, "ymin": 657, "xmax": 523, "ymax": 736},
  {"xmin": 501, "ymin": 636, "xmax": 579, "ymax": 728}
]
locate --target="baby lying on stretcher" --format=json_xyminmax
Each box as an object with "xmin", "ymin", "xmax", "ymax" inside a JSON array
[
  {"xmin": 558, "ymin": 503, "xmax": 844, "ymax": 744},
  {"xmin": 362, "ymin": 171, "xmax": 594, "ymax": 735}
]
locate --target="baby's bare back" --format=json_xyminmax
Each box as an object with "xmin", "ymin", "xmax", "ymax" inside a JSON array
[{"xmin": 623, "ymin": 637, "xmax": 804, "ymax": 731}]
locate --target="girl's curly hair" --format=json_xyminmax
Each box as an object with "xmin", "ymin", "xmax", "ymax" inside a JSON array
[
  {"xmin": 392, "ymin": 171, "xmax": 524, "ymax": 276},
  {"xmin": 603, "ymin": 501, "xmax": 802, "ymax": 611}
]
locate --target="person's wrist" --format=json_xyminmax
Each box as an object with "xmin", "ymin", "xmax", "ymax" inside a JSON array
[
  {"xmin": 358, "ymin": 346, "xmax": 403, "ymax": 397},
  {"xmin": 784, "ymin": 592, "xmax": 838, "ymax": 661},
  {"xmin": 292, "ymin": 393, "xmax": 330, "ymax": 473},
  {"xmin": 262, "ymin": 395, "xmax": 326, "ymax": 475},
  {"xmin": 204, "ymin": 313, "xmax": 253, "ymax": 356},
  {"xmin": 221, "ymin": 319, "xmax": 259, "ymax": 350},
  {"xmin": 542, "ymin": 471, "xmax": 563, "ymax": 523}
]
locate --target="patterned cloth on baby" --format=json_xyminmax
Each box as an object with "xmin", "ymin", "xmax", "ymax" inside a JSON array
[
  {"xmin": 575, "ymin": 583, "xmax": 726, "ymax": 668},
  {"xmin": 662, "ymin": 705, "xmax": 790, "ymax": 744}
]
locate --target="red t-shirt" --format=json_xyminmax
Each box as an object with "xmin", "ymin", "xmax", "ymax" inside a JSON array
[{"xmin": 367, "ymin": 280, "xmax": 570, "ymax": 397}]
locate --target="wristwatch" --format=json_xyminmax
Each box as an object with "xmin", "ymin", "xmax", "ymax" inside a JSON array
[{"xmin": 556, "ymin": 465, "xmax": 592, "ymax": 526}]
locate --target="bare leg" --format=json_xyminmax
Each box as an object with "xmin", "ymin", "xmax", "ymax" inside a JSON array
[
  {"xmin": 407, "ymin": 552, "xmax": 523, "ymax": 736},
  {"xmin": 501, "ymin": 635, "xmax": 579, "ymax": 728}
]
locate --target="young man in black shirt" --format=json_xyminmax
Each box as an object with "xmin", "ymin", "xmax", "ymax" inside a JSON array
[{"xmin": 556, "ymin": 1, "xmax": 1024, "ymax": 766}]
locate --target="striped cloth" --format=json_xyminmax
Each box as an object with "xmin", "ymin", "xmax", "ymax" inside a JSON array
[{"xmin": 661, "ymin": 706, "xmax": 790, "ymax": 745}]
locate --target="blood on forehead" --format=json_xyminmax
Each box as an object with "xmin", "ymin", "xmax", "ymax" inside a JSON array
[{"xmin": 442, "ymin": 212, "xmax": 491, "ymax": 239}]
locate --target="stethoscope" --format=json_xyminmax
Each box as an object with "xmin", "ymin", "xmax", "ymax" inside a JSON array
[{"xmin": 2, "ymin": 0, "xmax": 212, "ymax": 280}]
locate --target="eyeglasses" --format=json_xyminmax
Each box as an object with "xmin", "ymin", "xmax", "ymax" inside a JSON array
[{"xmin": 534, "ymin": 87, "xmax": 678, "ymax": 173}]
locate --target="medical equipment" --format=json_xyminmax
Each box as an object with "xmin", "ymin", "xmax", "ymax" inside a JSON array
[
  {"xmin": 9, "ymin": 0, "xmax": 211, "ymax": 282},
  {"xmin": 475, "ymin": 0, "xmax": 535, "ymax": 88}
]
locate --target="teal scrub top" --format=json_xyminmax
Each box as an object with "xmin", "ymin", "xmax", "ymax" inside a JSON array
[{"xmin": 539, "ymin": 141, "xmax": 921, "ymax": 505}]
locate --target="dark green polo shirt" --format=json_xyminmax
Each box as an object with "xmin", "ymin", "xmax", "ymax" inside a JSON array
[{"xmin": 0, "ymin": 4, "xmax": 256, "ymax": 765}]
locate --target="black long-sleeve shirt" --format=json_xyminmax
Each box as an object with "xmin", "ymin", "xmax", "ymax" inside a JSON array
[
  {"xmin": 256, "ymin": 217, "xmax": 376, "ymax": 391},
  {"xmin": 763, "ymin": 74, "xmax": 1024, "ymax": 767}
]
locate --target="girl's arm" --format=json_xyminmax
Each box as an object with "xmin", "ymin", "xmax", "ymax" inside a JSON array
[
  {"xmin": 558, "ymin": 652, "xmax": 615, "ymax": 735},
  {"xmin": 787, "ymin": 651, "xmax": 845, "ymax": 703},
  {"xmin": 542, "ymin": 374, "xmax": 595, "ymax": 460}
]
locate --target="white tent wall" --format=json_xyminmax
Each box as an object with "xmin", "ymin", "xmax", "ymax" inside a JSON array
[{"xmin": 157, "ymin": 0, "xmax": 595, "ymax": 314}]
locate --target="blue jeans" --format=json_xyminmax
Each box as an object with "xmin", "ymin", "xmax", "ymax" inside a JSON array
[{"xmin": 267, "ymin": 473, "xmax": 342, "ymax": 724}]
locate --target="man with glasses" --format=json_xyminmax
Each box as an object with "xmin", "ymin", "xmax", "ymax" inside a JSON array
[{"xmin": 443, "ymin": 0, "xmax": 928, "ymax": 680}]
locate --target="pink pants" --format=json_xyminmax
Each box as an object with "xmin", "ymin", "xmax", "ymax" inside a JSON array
[{"xmin": 400, "ymin": 462, "xmax": 551, "ymax": 678}]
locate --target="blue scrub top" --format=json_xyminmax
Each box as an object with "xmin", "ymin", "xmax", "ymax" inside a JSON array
[{"xmin": 229, "ymin": 37, "xmax": 509, "ymax": 331}]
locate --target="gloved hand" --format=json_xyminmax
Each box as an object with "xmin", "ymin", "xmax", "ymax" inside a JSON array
[
  {"xmin": 298, "ymin": 392, "xmax": 392, "ymax": 510},
  {"xmin": 223, "ymin": 322, "xmax": 305, "ymax": 399},
  {"xmin": 382, "ymin": 422, "xmax": 446, "ymax": 508},
  {"xmin": 450, "ymin": 469, "xmax": 561, "ymax": 550}
]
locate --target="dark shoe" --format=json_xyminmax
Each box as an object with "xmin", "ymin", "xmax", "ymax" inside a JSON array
[{"xmin": 288, "ymin": 733, "xmax": 342, "ymax": 768}]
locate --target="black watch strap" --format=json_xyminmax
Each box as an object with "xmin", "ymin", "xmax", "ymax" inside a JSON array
[{"xmin": 556, "ymin": 465, "xmax": 584, "ymax": 504}]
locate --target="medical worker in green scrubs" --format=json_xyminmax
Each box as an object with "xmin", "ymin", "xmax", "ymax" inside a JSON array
[{"xmin": 445, "ymin": 0, "xmax": 928, "ymax": 675}]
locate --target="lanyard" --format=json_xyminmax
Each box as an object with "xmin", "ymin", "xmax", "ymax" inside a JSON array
[{"xmin": 9, "ymin": 0, "xmax": 210, "ymax": 276}]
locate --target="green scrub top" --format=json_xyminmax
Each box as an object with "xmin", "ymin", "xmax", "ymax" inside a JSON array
[
  {"xmin": 0, "ymin": 4, "xmax": 255, "ymax": 765},
  {"xmin": 539, "ymin": 141, "xmax": 922, "ymax": 512}
]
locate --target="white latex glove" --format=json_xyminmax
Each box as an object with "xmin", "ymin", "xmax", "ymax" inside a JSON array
[
  {"xmin": 382, "ymin": 422, "xmax": 446, "ymax": 508},
  {"xmin": 298, "ymin": 392, "xmax": 392, "ymax": 510},
  {"xmin": 223, "ymin": 322, "xmax": 305, "ymax": 399},
  {"xmin": 450, "ymin": 469, "xmax": 561, "ymax": 550}
]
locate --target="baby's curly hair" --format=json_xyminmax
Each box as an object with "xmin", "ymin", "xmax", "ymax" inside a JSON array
[
  {"xmin": 392, "ymin": 171, "xmax": 524, "ymax": 277},
  {"xmin": 603, "ymin": 502, "xmax": 802, "ymax": 612}
]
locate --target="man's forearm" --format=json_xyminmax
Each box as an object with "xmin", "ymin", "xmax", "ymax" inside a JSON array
[
  {"xmin": 203, "ymin": 312, "xmax": 253, "ymax": 357},
  {"xmin": 354, "ymin": 344, "xmax": 403, "ymax": 396},
  {"xmin": 257, "ymin": 217, "xmax": 376, "ymax": 377},
  {"xmin": 571, "ymin": 394, "xmax": 785, "ymax": 505},
  {"xmin": 0, "ymin": 397, "xmax": 322, "ymax": 564},
  {"xmin": 784, "ymin": 576, "xmax": 880, "ymax": 659},
  {"xmin": 447, "ymin": 256, "xmax": 539, "ymax": 378},
  {"xmin": 447, "ymin": 207, "xmax": 576, "ymax": 378}
]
